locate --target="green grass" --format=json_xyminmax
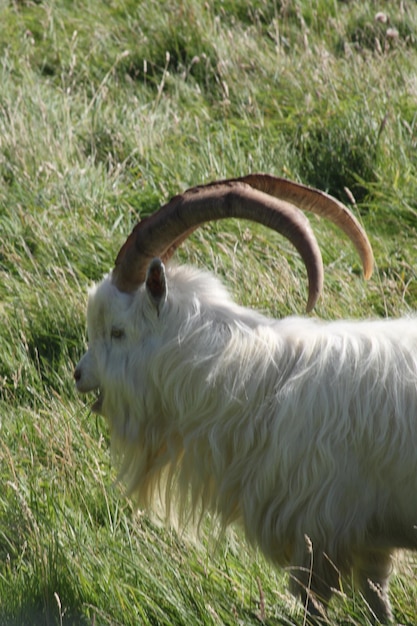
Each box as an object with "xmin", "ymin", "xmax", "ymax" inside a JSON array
[{"xmin": 1, "ymin": 0, "xmax": 417, "ymax": 624}]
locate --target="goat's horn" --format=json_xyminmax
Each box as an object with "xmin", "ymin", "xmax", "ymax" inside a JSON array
[
  {"xmin": 162, "ymin": 174, "xmax": 374, "ymax": 281},
  {"xmin": 112, "ymin": 180, "xmax": 324, "ymax": 312},
  {"xmin": 112, "ymin": 175, "xmax": 374, "ymax": 311},
  {"xmin": 236, "ymin": 174, "xmax": 374, "ymax": 280}
]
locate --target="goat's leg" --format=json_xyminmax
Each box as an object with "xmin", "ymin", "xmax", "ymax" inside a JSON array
[
  {"xmin": 353, "ymin": 549, "xmax": 393, "ymax": 624},
  {"xmin": 289, "ymin": 546, "xmax": 341, "ymax": 624}
]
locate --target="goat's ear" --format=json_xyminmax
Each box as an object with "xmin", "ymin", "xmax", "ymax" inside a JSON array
[{"xmin": 145, "ymin": 258, "xmax": 168, "ymax": 313}]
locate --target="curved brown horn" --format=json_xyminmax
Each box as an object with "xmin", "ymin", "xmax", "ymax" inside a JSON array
[
  {"xmin": 112, "ymin": 174, "xmax": 374, "ymax": 311},
  {"xmin": 234, "ymin": 174, "xmax": 374, "ymax": 280},
  {"xmin": 112, "ymin": 180, "xmax": 324, "ymax": 312},
  {"xmin": 156, "ymin": 174, "xmax": 374, "ymax": 293},
  {"xmin": 151, "ymin": 175, "xmax": 374, "ymax": 280}
]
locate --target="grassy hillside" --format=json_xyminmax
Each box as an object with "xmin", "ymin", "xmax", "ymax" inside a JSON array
[{"xmin": 1, "ymin": 1, "xmax": 417, "ymax": 624}]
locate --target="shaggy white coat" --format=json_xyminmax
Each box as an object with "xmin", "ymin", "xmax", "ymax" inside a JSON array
[{"xmin": 75, "ymin": 262, "xmax": 417, "ymax": 623}]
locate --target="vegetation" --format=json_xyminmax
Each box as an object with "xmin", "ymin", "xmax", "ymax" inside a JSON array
[{"xmin": 1, "ymin": 0, "xmax": 417, "ymax": 624}]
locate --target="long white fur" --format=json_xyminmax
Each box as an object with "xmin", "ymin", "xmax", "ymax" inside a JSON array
[{"xmin": 75, "ymin": 262, "xmax": 417, "ymax": 623}]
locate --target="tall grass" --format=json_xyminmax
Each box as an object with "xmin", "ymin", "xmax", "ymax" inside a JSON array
[{"xmin": 1, "ymin": 1, "xmax": 417, "ymax": 624}]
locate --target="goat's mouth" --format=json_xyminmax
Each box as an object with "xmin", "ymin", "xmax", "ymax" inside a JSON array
[{"xmin": 91, "ymin": 389, "xmax": 104, "ymax": 414}]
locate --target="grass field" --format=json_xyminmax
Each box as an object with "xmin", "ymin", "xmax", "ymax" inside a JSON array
[{"xmin": 1, "ymin": 1, "xmax": 417, "ymax": 624}]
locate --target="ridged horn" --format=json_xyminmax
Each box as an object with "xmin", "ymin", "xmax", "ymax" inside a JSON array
[
  {"xmin": 235, "ymin": 174, "xmax": 374, "ymax": 280},
  {"xmin": 112, "ymin": 175, "xmax": 374, "ymax": 312},
  {"xmin": 112, "ymin": 180, "xmax": 324, "ymax": 312},
  {"xmin": 153, "ymin": 175, "xmax": 374, "ymax": 281}
]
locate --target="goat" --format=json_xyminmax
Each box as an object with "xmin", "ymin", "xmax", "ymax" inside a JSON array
[{"xmin": 74, "ymin": 174, "xmax": 415, "ymax": 624}]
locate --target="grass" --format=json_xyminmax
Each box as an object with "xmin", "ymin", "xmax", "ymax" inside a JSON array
[{"xmin": 1, "ymin": 0, "xmax": 417, "ymax": 624}]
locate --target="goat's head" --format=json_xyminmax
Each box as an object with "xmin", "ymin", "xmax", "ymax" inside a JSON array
[
  {"xmin": 74, "ymin": 173, "xmax": 374, "ymax": 419},
  {"xmin": 74, "ymin": 259, "xmax": 170, "ymax": 424}
]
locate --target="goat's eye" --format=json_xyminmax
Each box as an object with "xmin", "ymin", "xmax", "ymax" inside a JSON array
[{"xmin": 111, "ymin": 327, "xmax": 125, "ymax": 339}]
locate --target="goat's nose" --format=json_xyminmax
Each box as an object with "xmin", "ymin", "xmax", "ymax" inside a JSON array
[{"xmin": 74, "ymin": 367, "xmax": 81, "ymax": 382}]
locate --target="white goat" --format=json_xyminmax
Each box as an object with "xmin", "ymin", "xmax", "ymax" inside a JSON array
[{"xmin": 74, "ymin": 175, "xmax": 415, "ymax": 624}]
